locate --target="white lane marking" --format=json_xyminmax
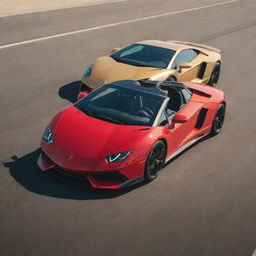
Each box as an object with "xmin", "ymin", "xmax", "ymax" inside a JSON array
[
  {"xmin": 252, "ymin": 249, "xmax": 256, "ymax": 256},
  {"xmin": 0, "ymin": 0, "xmax": 240, "ymax": 50},
  {"xmin": 0, "ymin": 0, "xmax": 127, "ymax": 18}
]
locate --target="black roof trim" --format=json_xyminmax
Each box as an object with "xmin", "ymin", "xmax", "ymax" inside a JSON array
[
  {"xmin": 137, "ymin": 79, "xmax": 186, "ymax": 90},
  {"xmin": 111, "ymin": 80, "xmax": 166, "ymax": 97}
]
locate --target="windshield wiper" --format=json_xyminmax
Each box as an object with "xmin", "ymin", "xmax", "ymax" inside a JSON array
[
  {"xmin": 113, "ymin": 57, "xmax": 158, "ymax": 68},
  {"xmin": 118, "ymin": 59, "xmax": 144, "ymax": 66},
  {"xmin": 128, "ymin": 62, "xmax": 148, "ymax": 67},
  {"xmin": 111, "ymin": 56, "xmax": 139, "ymax": 66},
  {"xmin": 93, "ymin": 114, "xmax": 125, "ymax": 125}
]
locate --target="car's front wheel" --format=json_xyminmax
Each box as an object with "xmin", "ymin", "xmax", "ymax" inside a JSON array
[
  {"xmin": 144, "ymin": 140, "xmax": 167, "ymax": 182},
  {"xmin": 210, "ymin": 103, "xmax": 226, "ymax": 136}
]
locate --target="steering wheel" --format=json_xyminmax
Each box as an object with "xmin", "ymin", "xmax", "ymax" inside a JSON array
[{"xmin": 135, "ymin": 107, "xmax": 154, "ymax": 118}]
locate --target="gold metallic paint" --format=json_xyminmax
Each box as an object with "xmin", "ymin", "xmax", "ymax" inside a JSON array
[{"xmin": 81, "ymin": 40, "xmax": 221, "ymax": 89}]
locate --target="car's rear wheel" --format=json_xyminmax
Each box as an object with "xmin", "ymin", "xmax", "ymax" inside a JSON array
[
  {"xmin": 210, "ymin": 103, "xmax": 226, "ymax": 136},
  {"xmin": 144, "ymin": 140, "xmax": 167, "ymax": 182},
  {"xmin": 208, "ymin": 62, "xmax": 221, "ymax": 87}
]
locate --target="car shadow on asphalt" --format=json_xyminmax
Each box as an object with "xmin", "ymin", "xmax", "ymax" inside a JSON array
[
  {"xmin": 3, "ymin": 149, "xmax": 144, "ymax": 200},
  {"xmin": 58, "ymin": 80, "xmax": 80, "ymax": 103}
]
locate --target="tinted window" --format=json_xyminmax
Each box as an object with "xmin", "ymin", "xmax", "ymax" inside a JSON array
[
  {"xmin": 172, "ymin": 49, "xmax": 198, "ymax": 69},
  {"xmin": 75, "ymin": 84, "xmax": 165, "ymax": 126},
  {"xmin": 111, "ymin": 44, "xmax": 176, "ymax": 69}
]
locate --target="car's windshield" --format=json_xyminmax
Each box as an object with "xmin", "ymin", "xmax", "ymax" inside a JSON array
[
  {"xmin": 111, "ymin": 44, "xmax": 176, "ymax": 69},
  {"xmin": 75, "ymin": 84, "xmax": 165, "ymax": 126}
]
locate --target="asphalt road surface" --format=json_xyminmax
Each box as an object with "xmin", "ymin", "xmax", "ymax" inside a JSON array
[{"xmin": 1, "ymin": 0, "xmax": 256, "ymax": 255}]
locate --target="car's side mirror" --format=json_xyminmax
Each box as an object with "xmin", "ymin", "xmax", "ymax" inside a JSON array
[
  {"xmin": 172, "ymin": 113, "xmax": 188, "ymax": 123},
  {"xmin": 77, "ymin": 91, "xmax": 88, "ymax": 101},
  {"xmin": 178, "ymin": 62, "xmax": 192, "ymax": 72},
  {"xmin": 111, "ymin": 48, "xmax": 120, "ymax": 54}
]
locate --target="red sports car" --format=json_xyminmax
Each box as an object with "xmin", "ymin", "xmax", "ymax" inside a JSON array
[{"xmin": 38, "ymin": 80, "xmax": 226, "ymax": 189}]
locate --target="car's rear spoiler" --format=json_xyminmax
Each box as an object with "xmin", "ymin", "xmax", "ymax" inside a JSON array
[{"xmin": 167, "ymin": 40, "xmax": 221, "ymax": 54}]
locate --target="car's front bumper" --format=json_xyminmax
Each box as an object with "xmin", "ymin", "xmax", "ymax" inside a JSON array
[{"xmin": 37, "ymin": 150, "xmax": 144, "ymax": 190}]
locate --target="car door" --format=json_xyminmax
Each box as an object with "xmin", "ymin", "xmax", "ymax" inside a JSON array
[
  {"xmin": 163, "ymin": 89, "xmax": 203, "ymax": 157},
  {"xmin": 170, "ymin": 102, "xmax": 204, "ymax": 151},
  {"xmin": 171, "ymin": 49, "xmax": 202, "ymax": 81}
]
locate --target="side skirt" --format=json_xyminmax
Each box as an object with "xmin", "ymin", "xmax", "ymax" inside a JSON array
[{"xmin": 165, "ymin": 134, "xmax": 207, "ymax": 164}]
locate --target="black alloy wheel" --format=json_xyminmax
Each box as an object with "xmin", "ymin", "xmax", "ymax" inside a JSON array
[
  {"xmin": 144, "ymin": 140, "xmax": 167, "ymax": 182},
  {"xmin": 210, "ymin": 103, "xmax": 226, "ymax": 136},
  {"xmin": 208, "ymin": 62, "xmax": 221, "ymax": 86}
]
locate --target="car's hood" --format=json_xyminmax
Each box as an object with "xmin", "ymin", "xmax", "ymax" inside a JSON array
[
  {"xmin": 50, "ymin": 106, "xmax": 152, "ymax": 159},
  {"xmin": 91, "ymin": 56, "xmax": 172, "ymax": 82}
]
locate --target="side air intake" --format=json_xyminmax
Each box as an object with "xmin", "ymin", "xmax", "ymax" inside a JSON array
[
  {"xmin": 197, "ymin": 62, "xmax": 207, "ymax": 79},
  {"xmin": 195, "ymin": 108, "xmax": 208, "ymax": 129}
]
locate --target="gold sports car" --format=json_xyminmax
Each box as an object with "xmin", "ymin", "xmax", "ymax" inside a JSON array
[{"xmin": 80, "ymin": 40, "xmax": 221, "ymax": 92}]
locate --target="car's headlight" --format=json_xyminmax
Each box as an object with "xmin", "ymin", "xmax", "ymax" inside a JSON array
[
  {"xmin": 43, "ymin": 127, "xmax": 53, "ymax": 144},
  {"xmin": 84, "ymin": 64, "xmax": 93, "ymax": 78},
  {"xmin": 106, "ymin": 150, "xmax": 133, "ymax": 163}
]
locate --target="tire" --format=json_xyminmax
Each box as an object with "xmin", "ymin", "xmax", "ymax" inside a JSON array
[
  {"xmin": 167, "ymin": 76, "xmax": 176, "ymax": 82},
  {"xmin": 208, "ymin": 62, "xmax": 221, "ymax": 87},
  {"xmin": 144, "ymin": 140, "xmax": 167, "ymax": 182},
  {"xmin": 210, "ymin": 103, "xmax": 226, "ymax": 136}
]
